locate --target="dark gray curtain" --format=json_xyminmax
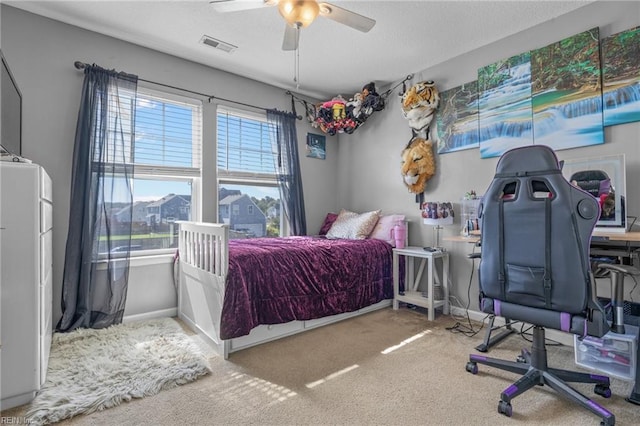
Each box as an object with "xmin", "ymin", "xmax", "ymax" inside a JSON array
[
  {"xmin": 267, "ymin": 109, "xmax": 307, "ymax": 235},
  {"xmin": 57, "ymin": 65, "xmax": 138, "ymax": 332}
]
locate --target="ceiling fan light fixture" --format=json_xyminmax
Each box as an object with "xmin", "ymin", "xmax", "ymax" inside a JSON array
[{"xmin": 278, "ymin": 0, "xmax": 320, "ymax": 28}]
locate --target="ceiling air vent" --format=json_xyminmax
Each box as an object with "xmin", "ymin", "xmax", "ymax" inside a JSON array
[{"xmin": 200, "ymin": 35, "xmax": 237, "ymax": 54}]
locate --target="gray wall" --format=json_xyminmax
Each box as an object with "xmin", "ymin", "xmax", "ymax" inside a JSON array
[
  {"xmin": 338, "ymin": 1, "xmax": 640, "ymax": 309},
  {"xmin": 1, "ymin": 5, "xmax": 339, "ymax": 324}
]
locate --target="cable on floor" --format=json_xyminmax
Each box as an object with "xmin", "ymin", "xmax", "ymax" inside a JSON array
[{"xmin": 446, "ymin": 243, "xmax": 485, "ymax": 337}]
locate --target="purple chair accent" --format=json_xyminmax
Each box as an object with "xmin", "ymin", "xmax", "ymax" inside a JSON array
[
  {"xmin": 494, "ymin": 300, "xmax": 501, "ymax": 317},
  {"xmin": 587, "ymin": 400, "xmax": 614, "ymax": 418},
  {"xmin": 560, "ymin": 312, "xmax": 570, "ymax": 332},
  {"xmin": 503, "ymin": 385, "xmax": 518, "ymax": 397}
]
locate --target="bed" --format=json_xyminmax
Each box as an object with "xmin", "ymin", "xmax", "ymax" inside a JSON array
[{"xmin": 176, "ymin": 220, "xmax": 403, "ymax": 358}]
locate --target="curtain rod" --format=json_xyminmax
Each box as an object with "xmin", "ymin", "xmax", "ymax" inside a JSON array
[{"xmin": 73, "ymin": 61, "xmax": 302, "ymax": 119}]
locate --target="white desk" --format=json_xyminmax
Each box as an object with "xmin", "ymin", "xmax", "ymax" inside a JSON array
[{"xmin": 392, "ymin": 246, "xmax": 450, "ymax": 321}]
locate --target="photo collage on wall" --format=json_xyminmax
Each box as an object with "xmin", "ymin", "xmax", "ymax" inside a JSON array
[{"xmin": 435, "ymin": 25, "xmax": 640, "ymax": 158}]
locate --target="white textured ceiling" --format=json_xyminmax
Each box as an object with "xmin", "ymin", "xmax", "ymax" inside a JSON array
[{"xmin": 7, "ymin": 0, "xmax": 595, "ymax": 99}]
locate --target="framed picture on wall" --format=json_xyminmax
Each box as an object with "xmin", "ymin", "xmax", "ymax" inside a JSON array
[{"xmin": 306, "ymin": 133, "xmax": 326, "ymax": 159}]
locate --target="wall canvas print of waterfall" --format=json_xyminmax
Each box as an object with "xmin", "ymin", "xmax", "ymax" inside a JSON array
[
  {"xmin": 436, "ymin": 81, "xmax": 479, "ymax": 154},
  {"xmin": 530, "ymin": 27, "xmax": 604, "ymax": 153},
  {"xmin": 478, "ymin": 52, "xmax": 533, "ymax": 159},
  {"xmin": 602, "ymin": 26, "xmax": 640, "ymax": 127}
]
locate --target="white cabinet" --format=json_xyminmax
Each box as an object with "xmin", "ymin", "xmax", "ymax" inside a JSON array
[{"xmin": 0, "ymin": 162, "xmax": 53, "ymax": 410}]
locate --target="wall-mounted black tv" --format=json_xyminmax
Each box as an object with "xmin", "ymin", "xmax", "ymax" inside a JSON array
[{"xmin": 1, "ymin": 50, "xmax": 22, "ymax": 157}]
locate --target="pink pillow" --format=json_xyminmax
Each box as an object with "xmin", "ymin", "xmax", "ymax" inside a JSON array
[
  {"xmin": 318, "ymin": 212, "xmax": 338, "ymax": 235},
  {"xmin": 368, "ymin": 214, "xmax": 406, "ymax": 246}
]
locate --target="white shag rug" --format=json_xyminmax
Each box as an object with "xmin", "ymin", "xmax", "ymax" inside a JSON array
[{"xmin": 26, "ymin": 317, "xmax": 212, "ymax": 425}]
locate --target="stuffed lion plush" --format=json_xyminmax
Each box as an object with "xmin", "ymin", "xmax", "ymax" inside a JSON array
[
  {"xmin": 401, "ymin": 137, "xmax": 436, "ymax": 193},
  {"xmin": 400, "ymin": 81, "xmax": 440, "ymax": 139}
]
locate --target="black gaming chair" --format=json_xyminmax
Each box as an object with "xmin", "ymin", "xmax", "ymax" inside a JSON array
[{"xmin": 465, "ymin": 145, "xmax": 615, "ymax": 425}]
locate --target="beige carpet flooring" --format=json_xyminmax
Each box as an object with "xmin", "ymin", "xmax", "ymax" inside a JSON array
[{"xmin": 3, "ymin": 307, "xmax": 640, "ymax": 425}]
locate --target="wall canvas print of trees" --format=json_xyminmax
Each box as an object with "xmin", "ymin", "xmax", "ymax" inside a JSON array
[
  {"xmin": 602, "ymin": 26, "xmax": 640, "ymax": 127},
  {"xmin": 436, "ymin": 81, "xmax": 479, "ymax": 154},
  {"xmin": 477, "ymin": 52, "xmax": 533, "ymax": 159},
  {"xmin": 530, "ymin": 27, "xmax": 604, "ymax": 151}
]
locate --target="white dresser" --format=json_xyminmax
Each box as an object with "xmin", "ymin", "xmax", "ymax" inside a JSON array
[{"xmin": 0, "ymin": 162, "xmax": 53, "ymax": 410}]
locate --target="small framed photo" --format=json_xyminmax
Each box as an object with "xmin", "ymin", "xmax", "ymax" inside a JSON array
[{"xmin": 306, "ymin": 133, "xmax": 326, "ymax": 160}]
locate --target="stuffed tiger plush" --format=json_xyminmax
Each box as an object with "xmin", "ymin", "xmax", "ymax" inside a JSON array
[
  {"xmin": 401, "ymin": 137, "xmax": 436, "ymax": 194},
  {"xmin": 399, "ymin": 81, "xmax": 440, "ymax": 138}
]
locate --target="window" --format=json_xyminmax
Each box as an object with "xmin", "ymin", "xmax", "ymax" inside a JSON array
[
  {"xmin": 217, "ymin": 106, "xmax": 283, "ymax": 238},
  {"xmin": 99, "ymin": 87, "xmax": 202, "ymax": 255},
  {"xmin": 132, "ymin": 88, "xmax": 201, "ymax": 251}
]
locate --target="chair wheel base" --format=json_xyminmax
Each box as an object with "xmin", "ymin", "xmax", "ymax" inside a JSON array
[
  {"xmin": 498, "ymin": 400, "xmax": 512, "ymax": 417},
  {"xmin": 595, "ymin": 384, "xmax": 612, "ymax": 398},
  {"xmin": 465, "ymin": 361, "xmax": 478, "ymax": 374}
]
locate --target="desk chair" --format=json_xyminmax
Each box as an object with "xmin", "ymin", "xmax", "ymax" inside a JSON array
[
  {"xmin": 468, "ymin": 249, "xmax": 518, "ymax": 352},
  {"xmin": 465, "ymin": 145, "xmax": 615, "ymax": 425}
]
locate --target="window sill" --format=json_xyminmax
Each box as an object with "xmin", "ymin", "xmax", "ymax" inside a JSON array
[{"xmin": 94, "ymin": 253, "xmax": 175, "ymax": 270}]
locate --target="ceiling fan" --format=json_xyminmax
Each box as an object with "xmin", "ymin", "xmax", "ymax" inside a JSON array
[{"xmin": 209, "ymin": 0, "xmax": 376, "ymax": 50}]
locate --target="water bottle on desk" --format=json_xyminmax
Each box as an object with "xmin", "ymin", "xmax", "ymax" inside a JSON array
[{"xmin": 391, "ymin": 221, "xmax": 406, "ymax": 249}]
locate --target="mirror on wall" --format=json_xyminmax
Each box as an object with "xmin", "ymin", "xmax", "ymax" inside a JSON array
[{"xmin": 562, "ymin": 154, "xmax": 627, "ymax": 232}]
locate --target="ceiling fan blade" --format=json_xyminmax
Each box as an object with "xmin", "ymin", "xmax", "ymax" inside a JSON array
[
  {"xmin": 318, "ymin": 2, "xmax": 375, "ymax": 32},
  {"xmin": 282, "ymin": 24, "xmax": 299, "ymax": 51},
  {"xmin": 209, "ymin": 0, "xmax": 275, "ymax": 13}
]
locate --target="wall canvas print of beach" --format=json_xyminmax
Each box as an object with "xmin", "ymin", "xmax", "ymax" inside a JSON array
[
  {"xmin": 530, "ymin": 27, "xmax": 604, "ymax": 151},
  {"xmin": 477, "ymin": 52, "xmax": 533, "ymax": 159},
  {"xmin": 602, "ymin": 26, "xmax": 640, "ymax": 127}
]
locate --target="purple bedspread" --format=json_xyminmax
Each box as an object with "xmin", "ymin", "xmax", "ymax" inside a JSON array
[{"xmin": 220, "ymin": 236, "xmax": 397, "ymax": 339}]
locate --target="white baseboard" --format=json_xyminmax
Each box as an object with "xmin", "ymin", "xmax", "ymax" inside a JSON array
[
  {"xmin": 123, "ymin": 308, "xmax": 177, "ymax": 324},
  {"xmin": 449, "ymin": 305, "xmax": 574, "ymax": 347}
]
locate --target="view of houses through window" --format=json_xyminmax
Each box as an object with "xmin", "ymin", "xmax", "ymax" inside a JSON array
[
  {"xmin": 98, "ymin": 95, "xmax": 283, "ymax": 254},
  {"xmin": 106, "ymin": 179, "xmax": 280, "ymax": 254},
  {"xmin": 105, "ymin": 179, "xmax": 193, "ymax": 254},
  {"xmin": 218, "ymin": 184, "xmax": 281, "ymax": 238}
]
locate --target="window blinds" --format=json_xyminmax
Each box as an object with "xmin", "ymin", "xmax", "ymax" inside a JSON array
[
  {"xmin": 134, "ymin": 88, "xmax": 202, "ymax": 177},
  {"xmin": 217, "ymin": 106, "xmax": 276, "ymax": 181}
]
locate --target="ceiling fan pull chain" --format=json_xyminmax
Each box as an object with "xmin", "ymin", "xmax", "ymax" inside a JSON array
[{"xmin": 296, "ymin": 47, "xmax": 300, "ymax": 89}]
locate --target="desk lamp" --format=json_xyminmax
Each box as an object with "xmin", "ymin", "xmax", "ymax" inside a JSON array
[{"xmin": 422, "ymin": 201, "xmax": 454, "ymax": 251}]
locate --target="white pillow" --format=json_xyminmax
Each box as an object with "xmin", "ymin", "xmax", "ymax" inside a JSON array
[
  {"xmin": 368, "ymin": 214, "xmax": 406, "ymax": 246},
  {"xmin": 326, "ymin": 209, "xmax": 381, "ymax": 240}
]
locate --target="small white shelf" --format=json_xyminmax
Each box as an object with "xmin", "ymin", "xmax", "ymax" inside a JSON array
[{"xmin": 392, "ymin": 246, "xmax": 449, "ymax": 321}]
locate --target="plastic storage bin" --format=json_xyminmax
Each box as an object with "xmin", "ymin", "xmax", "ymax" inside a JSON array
[
  {"xmin": 574, "ymin": 324, "xmax": 638, "ymax": 381},
  {"xmin": 460, "ymin": 197, "xmax": 481, "ymax": 236}
]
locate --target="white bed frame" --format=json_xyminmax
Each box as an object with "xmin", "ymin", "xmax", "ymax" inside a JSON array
[{"xmin": 177, "ymin": 221, "xmax": 392, "ymax": 359}]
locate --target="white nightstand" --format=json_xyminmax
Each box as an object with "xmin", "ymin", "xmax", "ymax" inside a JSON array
[{"xmin": 392, "ymin": 246, "xmax": 450, "ymax": 320}]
